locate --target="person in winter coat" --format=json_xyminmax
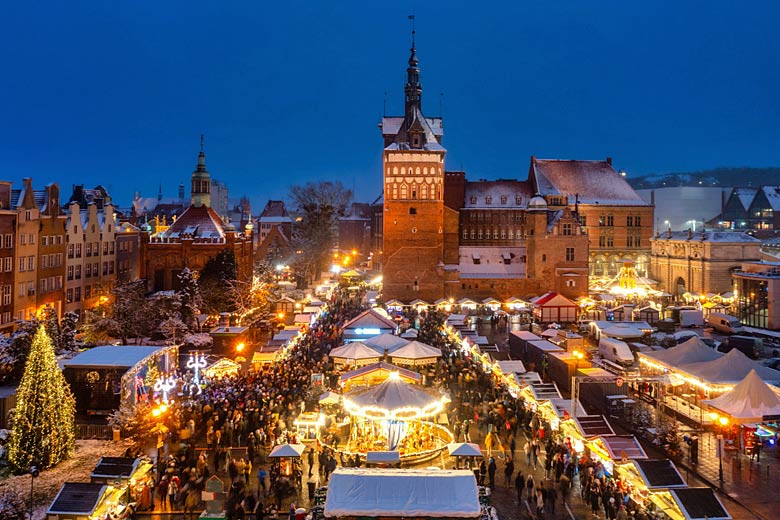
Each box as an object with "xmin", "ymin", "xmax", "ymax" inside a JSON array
[
  {"xmin": 514, "ymin": 472, "xmax": 525, "ymax": 503},
  {"xmin": 478, "ymin": 460, "xmax": 487, "ymax": 486},
  {"xmin": 525, "ymin": 474, "xmax": 535, "ymax": 502},
  {"xmin": 504, "ymin": 458, "xmax": 515, "ymax": 487},
  {"xmin": 487, "ymin": 457, "xmax": 497, "ymax": 489}
]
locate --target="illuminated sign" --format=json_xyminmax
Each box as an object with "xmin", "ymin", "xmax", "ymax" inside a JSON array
[{"xmin": 354, "ymin": 328, "xmax": 382, "ymax": 335}]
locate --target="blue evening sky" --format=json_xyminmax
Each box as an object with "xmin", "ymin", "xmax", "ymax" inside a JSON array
[{"xmin": 2, "ymin": 1, "xmax": 778, "ymax": 210}]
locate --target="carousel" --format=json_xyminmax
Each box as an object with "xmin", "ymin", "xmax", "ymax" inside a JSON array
[{"xmin": 338, "ymin": 371, "xmax": 453, "ymax": 463}]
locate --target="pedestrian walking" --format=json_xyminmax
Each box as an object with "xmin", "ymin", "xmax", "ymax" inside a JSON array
[
  {"xmin": 504, "ymin": 458, "xmax": 515, "ymax": 487},
  {"xmin": 525, "ymin": 474, "xmax": 535, "ymax": 502},
  {"xmin": 487, "ymin": 457, "xmax": 497, "ymax": 489},
  {"xmin": 514, "ymin": 472, "xmax": 525, "ymax": 503}
]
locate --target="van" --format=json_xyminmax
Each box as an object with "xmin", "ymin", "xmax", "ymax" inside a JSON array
[
  {"xmin": 679, "ymin": 309, "xmax": 704, "ymax": 327},
  {"xmin": 598, "ymin": 337, "xmax": 635, "ymax": 367},
  {"xmin": 721, "ymin": 336, "xmax": 762, "ymax": 359},
  {"xmin": 706, "ymin": 312, "xmax": 744, "ymax": 335}
]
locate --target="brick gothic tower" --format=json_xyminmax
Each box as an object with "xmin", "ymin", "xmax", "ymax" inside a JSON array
[{"xmin": 380, "ymin": 30, "xmax": 447, "ymax": 301}]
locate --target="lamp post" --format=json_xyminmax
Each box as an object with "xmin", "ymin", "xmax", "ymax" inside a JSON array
[
  {"xmin": 717, "ymin": 433, "xmax": 724, "ymax": 482},
  {"xmin": 29, "ymin": 465, "xmax": 39, "ymax": 519}
]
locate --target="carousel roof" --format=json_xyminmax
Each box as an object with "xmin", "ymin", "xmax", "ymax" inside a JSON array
[
  {"xmin": 363, "ymin": 333, "xmax": 410, "ymax": 353},
  {"xmin": 343, "ymin": 373, "xmax": 449, "ymax": 420},
  {"xmin": 703, "ymin": 369, "xmax": 780, "ymax": 422},
  {"xmin": 329, "ymin": 342, "xmax": 383, "ymax": 360},
  {"xmin": 389, "ymin": 340, "xmax": 442, "ymax": 360}
]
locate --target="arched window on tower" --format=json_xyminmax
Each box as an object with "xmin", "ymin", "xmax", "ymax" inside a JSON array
[
  {"xmin": 400, "ymin": 184, "xmax": 408, "ymax": 199},
  {"xmin": 421, "ymin": 184, "xmax": 428, "ymax": 199}
]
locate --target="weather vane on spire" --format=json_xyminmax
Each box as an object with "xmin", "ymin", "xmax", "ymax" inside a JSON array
[
  {"xmin": 408, "ymin": 14, "xmax": 415, "ymax": 48},
  {"xmin": 200, "ymin": 133, "xmax": 205, "ymax": 152}
]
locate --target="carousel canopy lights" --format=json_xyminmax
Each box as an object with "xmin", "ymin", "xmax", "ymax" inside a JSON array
[{"xmin": 343, "ymin": 375, "xmax": 450, "ymax": 421}]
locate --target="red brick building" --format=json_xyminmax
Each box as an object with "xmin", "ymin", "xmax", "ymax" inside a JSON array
[
  {"xmin": 140, "ymin": 146, "xmax": 253, "ymax": 292},
  {"xmin": 379, "ymin": 37, "xmax": 651, "ymax": 303}
]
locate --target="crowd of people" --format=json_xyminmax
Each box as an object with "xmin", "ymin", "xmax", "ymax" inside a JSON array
[{"xmin": 141, "ymin": 287, "xmax": 366, "ymax": 519}]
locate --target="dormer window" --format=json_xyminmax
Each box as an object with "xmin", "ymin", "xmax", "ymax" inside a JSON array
[
  {"xmin": 470, "ymin": 196, "xmax": 477, "ymax": 204},
  {"xmin": 516, "ymin": 195, "xmax": 522, "ymax": 205},
  {"xmin": 412, "ymin": 135, "xmax": 422, "ymax": 148},
  {"xmin": 485, "ymin": 196, "xmax": 492, "ymax": 205},
  {"xmin": 501, "ymin": 195, "xmax": 507, "ymax": 205}
]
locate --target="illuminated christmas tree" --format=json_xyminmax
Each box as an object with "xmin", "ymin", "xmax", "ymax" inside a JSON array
[{"xmin": 8, "ymin": 327, "xmax": 75, "ymax": 471}]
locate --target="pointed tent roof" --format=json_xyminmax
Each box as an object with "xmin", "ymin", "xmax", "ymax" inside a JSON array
[
  {"xmin": 642, "ymin": 336, "xmax": 722, "ymax": 369},
  {"xmin": 268, "ymin": 443, "xmax": 306, "ymax": 458},
  {"xmin": 344, "ymin": 309, "xmax": 397, "ymax": 331},
  {"xmin": 532, "ymin": 291, "xmax": 577, "ymax": 308},
  {"xmin": 363, "ymin": 333, "xmax": 410, "ymax": 353},
  {"xmin": 681, "ymin": 349, "xmax": 780, "ymax": 385},
  {"xmin": 482, "ymin": 297, "xmax": 502, "ymax": 305},
  {"xmin": 409, "ymin": 299, "xmax": 429, "ymax": 306},
  {"xmin": 703, "ymin": 370, "xmax": 780, "ymax": 423},
  {"xmin": 389, "ymin": 340, "xmax": 442, "ymax": 360},
  {"xmin": 343, "ymin": 374, "xmax": 449, "ymax": 420},
  {"xmin": 329, "ymin": 342, "xmax": 383, "ymax": 361},
  {"xmin": 447, "ymin": 442, "xmax": 483, "ymax": 457}
]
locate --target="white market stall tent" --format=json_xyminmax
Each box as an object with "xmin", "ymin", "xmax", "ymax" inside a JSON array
[
  {"xmin": 389, "ymin": 341, "xmax": 442, "ymax": 366},
  {"xmin": 680, "ymin": 349, "xmax": 780, "ymax": 386},
  {"xmin": 639, "ymin": 336, "xmax": 722, "ymax": 371},
  {"xmin": 323, "ymin": 468, "xmax": 481, "ymax": 519},
  {"xmin": 703, "ymin": 369, "xmax": 780, "ymax": 424},
  {"xmin": 447, "ymin": 442, "xmax": 483, "ymax": 457},
  {"xmin": 329, "ymin": 342, "xmax": 382, "ymax": 366},
  {"xmin": 268, "ymin": 443, "xmax": 306, "ymax": 458},
  {"xmin": 363, "ymin": 333, "xmax": 410, "ymax": 354}
]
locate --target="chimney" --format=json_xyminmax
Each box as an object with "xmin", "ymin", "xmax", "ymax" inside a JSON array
[
  {"xmin": 687, "ymin": 228, "xmax": 692, "ymax": 239},
  {"xmin": 606, "ymin": 157, "xmax": 613, "ymax": 166}
]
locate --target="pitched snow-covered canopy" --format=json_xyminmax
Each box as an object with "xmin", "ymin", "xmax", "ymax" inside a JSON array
[
  {"xmin": 329, "ymin": 342, "xmax": 383, "ymax": 363},
  {"xmin": 389, "ymin": 341, "xmax": 442, "ymax": 364},
  {"xmin": 703, "ymin": 370, "xmax": 780, "ymax": 423},
  {"xmin": 681, "ymin": 349, "xmax": 780, "ymax": 385},
  {"xmin": 447, "ymin": 442, "xmax": 483, "ymax": 457},
  {"xmin": 363, "ymin": 333, "xmax": 409, "ymax": 353},
  {"xmin": 640, "ymin": 336, "xmax": 722, "ymax": 369}
]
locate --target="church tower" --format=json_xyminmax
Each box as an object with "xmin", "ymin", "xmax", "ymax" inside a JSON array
[
  {"xmin": 191, "ymin": 134, "xmax": 211, "ymax": 208},
  {"xmin": 380, "ymin": 26, "xmax": 447, "ymax": 301}
]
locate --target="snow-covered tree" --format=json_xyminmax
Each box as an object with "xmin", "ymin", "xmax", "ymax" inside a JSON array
[
  {"xmin": 160, "ymin": 317, "xmax": 189, "ymax": 345},
  {"xmin": 0, "ymin": 491, "xmax": 26, "ymax": 520},
  {"xmin": 0, "ymin": 319, "xmax": 40, "ymax": 384},
  {"xmin": 8, "ymin": 327, "xmax": 75, "ymax": 471},
  {"xmin": 177, "ymin": 267, "xmax": 202, "ymax": 330},
  {"xmin": 199, "ymin": 250, "xmax": 239, "ymax": 314}
]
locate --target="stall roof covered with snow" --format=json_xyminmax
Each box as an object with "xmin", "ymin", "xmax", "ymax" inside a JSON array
[
  {"xmin": 342, "ymin": 309, "xmax": 397, "ymax": 341},
  {"xmin": 531, "ymin": 292, "xmax": 578, "ymax": 323},
  {"xmin": 62, "ymin": 346, "xmax": 166, "ymax": 369},
  {"xmin": 323, "ymin": 468, "xmax": 481, "ymax": 518}
]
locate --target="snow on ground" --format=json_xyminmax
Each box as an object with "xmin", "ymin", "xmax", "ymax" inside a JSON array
[{"xmin": 0, "ymin": 439, "xmax": 131, "ymax": 520}]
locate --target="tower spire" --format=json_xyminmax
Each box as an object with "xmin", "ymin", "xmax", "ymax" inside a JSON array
[
  {"xmin": 191, "ymin": 134, "xmax": 211, "ymax": 208},
  {"xmin": 404, "ymin": 14, "xmax": 422, "ymax": 115}
]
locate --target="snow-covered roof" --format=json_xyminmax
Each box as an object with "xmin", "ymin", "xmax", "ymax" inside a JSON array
[
  {"xmin": 458, "ymin": 246, "xmax": 526, "ymax": 279},
  {"xmin": 733, "ymin": 187, "xmax": 758, "ymax": 210},
  {"xmin": 343, "ymin": 309, "xmax": 397, "ymax": 332},
  {"xmin": 530, "ymin": 158, "xmax": 648, "ymax": 206},
  {"xmin": 389, "ymin": 341, "xmax": 442, "ymax": 360},
  {"xmin": 462, "ymin": 180, "xmax": 533, "ymax": 209},
  {"xmin": 63, "ymin": 346, "xmax": 166, "ymax": 369},
  {"xmin": 363, "ymin": 333, "xmax": 410, "ymax": 353},
  {"xmin": 652, "ymin": 231, "xmax": 761, "ymax": 243},
  {"xmin": 268, "ymin": 443, "xmax": 306, "ymax": 458},
  {"xmin": 324, "ymin": 468, "xmax": 480, "ymax": 518},
  {"xmin": 641, "ymin": 336, "xmax": 722, "ymax": 368},
  {"xmin": 496, "ymin": 360, "xmax": 526, "ymax": 374},
  {"xmin": 761, "ymin": 186, "xmax": 780, "ymax": 210},
  {"xmin": 681, "ymin": 348, "xmax": 780, "ymax": 385},
  {"xmin": 703, "ymin": 369, "xmax": 780, "ymax": 423},
  {"xmin": 330, "ymin": 342, "xmax": 383, "ymax": 360}
]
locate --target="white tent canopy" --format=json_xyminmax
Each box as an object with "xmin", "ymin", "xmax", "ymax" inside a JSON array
[
  {"xmin": 329, "ymin": 342, "xmax": 382, "ymax": 361},
  {"xmin": 681, "ymin": 348, "xmax": 780, "ymax": 385},
  {"xmin": 389, "ymin": 341, "xmax": 442, "ymax": 361},
  {"xmin": 363, "ymin": 333, "xmax": 409, "ymax": 353},
  {"xmin": 703, "ymin": 369, "xmax": 780, "ymax": 423},
  {"xmin": 642, "ymin": 336, "xmax": 722, "ymax": 369},
  {"xmin": 323, "ymin": 468, "xmax": 481, "ymax": 518},
  {"xmin": 447, "ymin": 442, "xmax": 483, "ymax": 457},
  {"xmin": 603, "ymin": 323, "xmax": 645, "ymax": 339},
  {"xmin": 268, "ymin": 444, "xmax": 306, "ymax": 458}
]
